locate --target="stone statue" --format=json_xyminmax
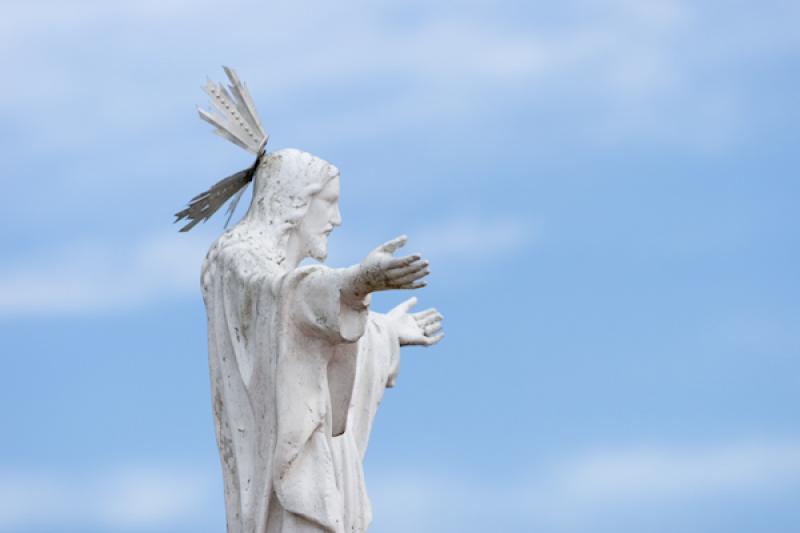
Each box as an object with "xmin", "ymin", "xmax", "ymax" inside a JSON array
[{"xmin": 177, "ymin": 69, "xmax": 443, "ymax": 533}]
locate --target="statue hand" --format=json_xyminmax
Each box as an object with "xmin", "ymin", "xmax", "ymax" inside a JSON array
[
  {"xmin": 354, "ymin": 235, "xmax": 430, "ymax": 296},
  {"xmin": 387, "ymin": 297, "xmax": 444, "ymax": 347}
]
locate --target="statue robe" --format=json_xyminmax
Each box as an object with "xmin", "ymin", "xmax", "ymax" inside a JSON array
[
  {"xmin": 202, "ymin": 234, "xmax": 400, "ymax": 533},
  {"xmin": 330, "ymin": 313, "xmax": 400, "ymax": 531}
]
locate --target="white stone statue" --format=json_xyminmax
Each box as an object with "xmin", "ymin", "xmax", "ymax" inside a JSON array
[{"xmin": 177, "ymin": 69, "xmax": 443, "ymax": 533}]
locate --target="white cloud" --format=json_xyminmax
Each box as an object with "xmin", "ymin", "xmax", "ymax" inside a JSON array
[
  {"xmin": 2, "ymin": 0, "xmax": 797, "ymax": 155},
  {"xmin": 3, "ymin": 439, "xmax": 798, "ymax": 531},
  {"xmin": 0, "ymin": 465, "xmax": 215, "ymax": 530},
  {"xmin": 323, "ymin": 214, "xmax": 536, "ymax": 277},
  {"xmin": 0, "ymin": 0, "xmax": 797, "ymax": 241},
  {"xmin": 547, "ymin": 440, "xmax": 800, "ymax": 505},
  {"xmin": 0, "ymin": 212, "xmax": 531, "ymax": 317},
  {"xmin": 0, "ymin": 231, "xmax": 210, "ymax": 316},
  {"xmin": 368, "ymin": 438, "xmax": 800, "ymax": 532}
]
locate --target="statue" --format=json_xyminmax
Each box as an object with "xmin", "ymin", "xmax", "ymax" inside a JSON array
[{"xmin": 176, "ymin": 68, "xmax": 444, "ymax": 533}]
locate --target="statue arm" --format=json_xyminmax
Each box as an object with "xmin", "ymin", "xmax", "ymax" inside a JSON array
[
  {"xmin": 290, "ymin": 265, "xmax": 370, "ymax": 344},
  {"xmin": 344, "ymin": 302, "xmax": 444, "ymax": 459},
  {"xmin": 339, "ymin": 235, "xmax": 430, "ymax": 306},
  {"xmin": 386, "ymin": 297, "xmax": 444, "ymax": 348},
  {"xmin": 286, "ymin": 234, "xmax": 439, "ymax": 344}
]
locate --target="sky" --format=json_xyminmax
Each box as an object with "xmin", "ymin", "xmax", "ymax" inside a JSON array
[{"xmin": 1, "ymin": 0, "xmax": 799, "ymax": 532}]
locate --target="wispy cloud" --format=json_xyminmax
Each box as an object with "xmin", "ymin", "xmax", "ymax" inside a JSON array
[
  {"xmin": 0, "ymin": 212, "xmax": 531, "ymax": 317},
  {"xmin": 2, "ymin": 0, "xmax": 798, "ymax": 153},
  {"xmin": 1, "ymin": 0, "xmax": 798, "ymax": 236},
  {"xmin": 368, "ymin": 438, "xmax": 800, "ymax": 532},
  {"xmin": 325, "ymin": 213, "xmax": 536, "ymax": 275},
  {"xmin": 547, "ymin": 440, "xmax": 800, "ymax": 504},
  {"xmin": 0, "ymin": 465, "xmax": 216, "ymax": 530},
  {"xmin": 3, "ymin": 439, "xmax": 798, "ymax": 531},
  {"xmin": 0, "ymin": 232, "xmax": 209, "ymax": 316}
]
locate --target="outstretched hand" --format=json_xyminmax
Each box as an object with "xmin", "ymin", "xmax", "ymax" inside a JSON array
[
  {"xmin": 347, "ymin": 236, "xmax": 430, "ymax": 301},
  {"xmin": 387, "ymin": 297, "xmax": 444, "ymax": 347}
]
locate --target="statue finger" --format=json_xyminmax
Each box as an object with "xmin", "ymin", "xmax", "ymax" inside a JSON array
[
  {"xmin": 379, "ymin": 235, "xmax": 408, "ymax": 254},
  {"xmin": 414, "ymin": 310, "xmax": 438, "ymax": 322},
  {"xmin": 394, "ymin": 297, "xmax": 417, "ymax": 313},
  {"xmin": 387, "ymin": 260, "xmax": 428, "ymax": 278},
  {"xmin": 386, "ymin": 254, "xmax": 422, "ymax": 270},
  {"xmin": 424, "ymin": 323, "xmax": 443, "ymax": 336},
  {"xmin": 417, "ymin": 313, "xmax": 442, "ymax": 327},
  {"xmin": 396, "ymin": 280, "xmax": 427, "ymax": 290},
  {"xmin": 391, "ymin": 269, "xmax": 429, "ymax": 286},
  {"xmin": 413, "ymin": 308, "xmax": 438, "ymax": 320},
  {"xmin": 423, "ymin": 332, "xmax": 445, "ymax": 346}
]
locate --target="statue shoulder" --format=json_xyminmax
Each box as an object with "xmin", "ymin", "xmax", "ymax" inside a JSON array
[{"xmin": 201, "ymin": 230, "xmax": 282, "ymax": 290}]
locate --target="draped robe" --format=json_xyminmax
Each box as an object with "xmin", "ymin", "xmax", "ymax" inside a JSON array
[{"xmin": 202, "ymin": 232, "xmax": 400, "ymax": 533}]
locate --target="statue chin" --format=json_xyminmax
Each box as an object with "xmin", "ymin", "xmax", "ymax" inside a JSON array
[{"xmin": 307, "ymin": 237, "xmax": 329, "ymax": 263}]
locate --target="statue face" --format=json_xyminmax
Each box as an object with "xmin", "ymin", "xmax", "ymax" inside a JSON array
[{"xmin": 296, "ymin": 176, "xmax": 341, "ymax": 261}]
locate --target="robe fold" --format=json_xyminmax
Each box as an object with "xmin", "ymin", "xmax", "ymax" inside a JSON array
[{"xmin": 203, "ymin": 234, "xmax": 400, "ymax": 533}]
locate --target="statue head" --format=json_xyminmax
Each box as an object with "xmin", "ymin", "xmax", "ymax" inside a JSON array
[{"xmin": 242, "ymin": 148, "xmax": 341, "ymax": 263}]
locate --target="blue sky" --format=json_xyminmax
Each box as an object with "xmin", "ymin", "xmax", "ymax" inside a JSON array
[{"xmin": 1, "ymin": 1, "xmax": 799, "ymax": 532}]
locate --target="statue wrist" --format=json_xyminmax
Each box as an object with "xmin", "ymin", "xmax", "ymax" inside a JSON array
[{"xmin": 340, "ymin": 265, "xmax": 370, "ymax": 308}]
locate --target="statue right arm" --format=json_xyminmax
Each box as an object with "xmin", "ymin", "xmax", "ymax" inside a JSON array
[
  {"xmin": 289, "ymin": 265, "xmax": 370, "ymax": 344},
  {"xmin": 339, "ymin": 235, "xmax": 430, "ymax": 306}
]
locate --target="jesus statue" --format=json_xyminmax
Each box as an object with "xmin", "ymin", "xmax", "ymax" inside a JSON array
[{"xmin": 177, "ymin": 69, "xmax": 444, "ymax": 533}]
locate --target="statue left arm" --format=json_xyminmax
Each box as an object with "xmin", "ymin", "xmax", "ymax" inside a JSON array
[
  {"xmin": 380, "ymin": 297, "xmax": 444, "ymax": 388},
  {"xmin": 386, "ymin": 297, "xmax": 444, "ymax": 348},
  {"xmin": 342, "ymin": 301, "xmax": 444, "ymax": 460}
]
